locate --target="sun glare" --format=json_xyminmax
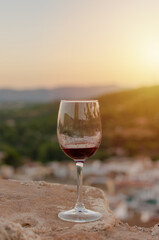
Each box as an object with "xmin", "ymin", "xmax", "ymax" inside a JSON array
[{"xmin": 145, "ymin": 42, "xmax": 159, "ymax": 67}]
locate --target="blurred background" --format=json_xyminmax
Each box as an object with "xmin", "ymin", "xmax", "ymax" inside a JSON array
[{"xmin": 1, "ymin": 0, "xmax": 159, "ymax": 227}]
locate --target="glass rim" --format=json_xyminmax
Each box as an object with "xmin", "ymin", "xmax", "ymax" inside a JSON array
[{"xmin": 60, "ymin": 100, "xmax": 99, "ymax": 103}]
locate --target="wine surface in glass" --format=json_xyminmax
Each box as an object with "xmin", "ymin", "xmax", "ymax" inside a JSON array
[{"xmin": 61, "ymin": 146, "xmax": 98, "ymax": 161}]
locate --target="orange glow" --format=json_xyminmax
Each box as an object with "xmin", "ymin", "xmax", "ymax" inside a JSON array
[{"xmin": 1, "ymin": 1, "xmax": 159, "ymax": 88}]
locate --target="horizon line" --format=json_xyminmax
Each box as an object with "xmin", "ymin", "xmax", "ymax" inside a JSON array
[{"xmin": 0, "ymin": 84, "xmax": 126, "ymax": 91}]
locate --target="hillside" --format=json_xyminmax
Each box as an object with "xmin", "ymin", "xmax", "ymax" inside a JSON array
[
  {"xmin": 99, "ymin": 85, "xmax": 159, "ymax": 159},
  {"xmin": 0, "ymin": 85, "xmax": 159, "ymax": 166}
]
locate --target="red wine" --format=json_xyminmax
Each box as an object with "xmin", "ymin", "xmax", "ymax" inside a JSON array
[{"xmin": 61, "ymin": 146, "xmax": 98, "ymax": 161}]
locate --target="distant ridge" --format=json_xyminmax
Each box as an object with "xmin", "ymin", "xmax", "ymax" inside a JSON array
[{"xmin": 0, "ymin": 85, "xmax": 124, "ymax": 103}]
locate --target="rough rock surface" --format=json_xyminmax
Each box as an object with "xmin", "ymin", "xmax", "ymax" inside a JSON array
[{"xmin": 0, "ymin": 179, "xmax": 158, "ymax": 240}]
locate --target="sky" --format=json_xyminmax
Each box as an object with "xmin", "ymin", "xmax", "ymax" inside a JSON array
[{"xmin": 1, "ymin": 0, "xmax": 159, "ymax": 89}]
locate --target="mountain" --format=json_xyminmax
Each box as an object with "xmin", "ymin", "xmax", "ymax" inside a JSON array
[{"xmin": 0, "ymin": 85, "xmax": 123, "ymax": 103}]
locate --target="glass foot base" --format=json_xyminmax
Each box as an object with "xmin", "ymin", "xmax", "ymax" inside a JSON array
[{"xmin": 58, "ymin": 208, "xmax": 102, "ymax": 223}]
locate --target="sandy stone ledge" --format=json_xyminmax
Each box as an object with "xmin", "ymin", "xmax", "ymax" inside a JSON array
[{"xmin": 0, "ymin": 179, "xmax": 158, "ymax": 240}]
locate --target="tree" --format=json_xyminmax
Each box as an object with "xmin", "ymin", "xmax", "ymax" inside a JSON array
[
  {"xmin": 38, "ymin": 141, "xmax": 66, "ymax": 163},
  {"xmin": 0, "ymin": 145, "xmax": 22, "ymax": 168}
]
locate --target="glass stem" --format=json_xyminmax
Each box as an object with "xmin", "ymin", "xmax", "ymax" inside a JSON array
[{"xmin": 75, "ymin": 162, "xmax": 85, "ymax": 211}]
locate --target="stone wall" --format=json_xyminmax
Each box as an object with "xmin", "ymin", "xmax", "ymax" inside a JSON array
[{"xmin": 0, "ymin": 179, "xmax": 158, "ymax": 240}]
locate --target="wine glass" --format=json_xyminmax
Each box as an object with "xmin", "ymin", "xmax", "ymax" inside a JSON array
[{"xmin": 57, "ymin": 100, "xmax": 102, "ymax": 222}]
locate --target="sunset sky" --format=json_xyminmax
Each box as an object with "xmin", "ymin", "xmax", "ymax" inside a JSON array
[{"xmin": 1, "ymin": 0, "xmax": 159, "ymax": 89}]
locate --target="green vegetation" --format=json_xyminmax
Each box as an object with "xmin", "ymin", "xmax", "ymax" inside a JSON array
[
  {"xmin": 99, "ymin": 85, "xmax": 159, "ymax": 160},
  {"xmin": 1, "ymin": 85, "xmax": 159, "ymax": 167},
  {"xmin": 0, "ymin": 101, "xmax": 68, "ymax": 166},
  {"xmin": 0, "ymin": 144, "xmax": 22, "ymax": 168}
]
